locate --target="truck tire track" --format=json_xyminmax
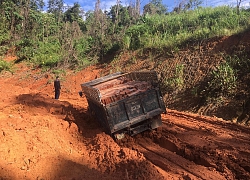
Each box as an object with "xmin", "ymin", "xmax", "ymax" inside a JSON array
[{"xmin": 118, "ymin": 109, "xmax": 250, "ymax": 180}]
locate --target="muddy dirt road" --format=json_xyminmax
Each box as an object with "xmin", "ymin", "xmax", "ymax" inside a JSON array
[
  {"xmin": 0, "ymin": 63, "xmax": 250, "ymax": 180},
  {"xmin": 121, "ymin": 110, "xmax": 250, "ymax": 179}
]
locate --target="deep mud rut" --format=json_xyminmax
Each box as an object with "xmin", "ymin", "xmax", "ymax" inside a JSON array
[
  {"xmin": 118, "ymin": 109, "xmax": 250, "ymax": 179},
  {"xmin": 0, "ymin": 63, "xmax": 250, "ymax": 180}
]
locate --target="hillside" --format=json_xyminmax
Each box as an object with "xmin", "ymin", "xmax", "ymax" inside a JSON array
[
  {"xmin": 106, "ymin": 28, "xmax": 250, "ymax": 124},
  {"xmin": 0, "ymin": 31, "xmax": 250, "ymax": 179}
]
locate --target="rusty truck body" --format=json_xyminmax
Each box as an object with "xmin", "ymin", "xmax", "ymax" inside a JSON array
[{"xmin": 80, "ymin": 71, "xmax": 166, "ymax": 138}]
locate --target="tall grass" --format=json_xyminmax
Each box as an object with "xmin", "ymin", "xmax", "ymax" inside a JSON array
[
  {"xmin": 0, "ymin": 60, "xmax": 12, "ymax": 72},
  {"xmin": 126, "ymin": 6, "xmax": 250, "ymax": 50}
]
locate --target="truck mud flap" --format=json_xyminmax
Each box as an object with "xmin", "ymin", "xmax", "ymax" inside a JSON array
[
  {"xmin": 129, "ymin": 115, "xmax": 161, "ymax": 136},
  {"xmin": 129, "ymin": 122, "xmax": 150, "ymax": 136}
]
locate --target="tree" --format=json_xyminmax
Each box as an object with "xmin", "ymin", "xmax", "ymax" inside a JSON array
[
  {"xmin": 136, "ymin": 0, "xmax": 140, "ymax": 17},
  {"xmin": 64, "ymin": 3, "xmax": 81, "ymax": 22},
  {"xmin": 173, "ymin": 0, "xmax": 202, "ymax": 13},
  {"xmin": 0, "ymin": 0, "xmax": 24, "ymax": 39},
  {"xmin": 184, "ymin": 0, "xmax": 202, "ymax": 10},
  {"xmin": 236, "ymin": 0, "xmax": 246, "ymax": 14},
  {"xmin": 47, "ymin": 0, "xmax": 63, "ymax": 16},
  {"xmin": 63, "ymin": 3, "xmax": 86, "ymax": 32},
  {"xmin": 143, "ymin": 3, "xmax": 157, "ymax": 15},
  {"xmin": 108, "ymin": 3, "xmax": 136, "ymax": 34},
  {"xmin": 30, "ymin": 0, "xmax": 45, "ymax": 11},
  {"xmin": 47, "ymin": 0, "xmax": 64, "ymax": 31},
  {"xmin": 143, "ymin": 0, "xmax": 167, "ymax": 15}
]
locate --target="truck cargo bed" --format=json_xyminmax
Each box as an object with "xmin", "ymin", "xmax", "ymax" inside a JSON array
[{"xmin": 80, "ymin": 71, "xmax": 166, "ymax": 137}]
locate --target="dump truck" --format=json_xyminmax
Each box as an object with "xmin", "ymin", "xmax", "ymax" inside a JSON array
[{"xmin": 80, "ymin": 71, "xmax": 166, "ymax": 139}]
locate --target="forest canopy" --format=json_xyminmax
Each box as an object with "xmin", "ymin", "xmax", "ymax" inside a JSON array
[{"xmin": 0, "ymin": 0, "xmax": 249, "ymax": 70}]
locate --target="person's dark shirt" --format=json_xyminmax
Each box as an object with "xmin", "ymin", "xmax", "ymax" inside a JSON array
[{"xmin": 54, "ymin": 79, "xmax": 61, "ymax": 90}]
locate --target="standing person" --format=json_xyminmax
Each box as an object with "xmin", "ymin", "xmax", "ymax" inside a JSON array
[{"xmin": 54, "ymin": 76, "xmax": 61, "ymax": 99}]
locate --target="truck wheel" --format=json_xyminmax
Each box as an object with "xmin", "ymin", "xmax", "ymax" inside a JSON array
[{"xmin": 113, "ymin": 132, "xmax": 125, "ymax": 140}]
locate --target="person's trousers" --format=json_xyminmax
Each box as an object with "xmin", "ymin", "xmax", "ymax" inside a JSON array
[{"xmin": 55, "ymin": 89, "xmax": 60, "ymax": 99}]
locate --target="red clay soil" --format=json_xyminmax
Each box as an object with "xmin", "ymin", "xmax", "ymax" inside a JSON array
[{"xmin": 0, "ymin": 63, "xmax": 250, "ymax": 180}]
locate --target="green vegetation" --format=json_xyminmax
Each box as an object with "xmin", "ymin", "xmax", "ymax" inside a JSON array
[
  {"xmin": 127, "ymin": 6, "xmax": 250, "ymax": 50},
  {"xmin": 162, "ymin": 64, "xmax": 185, "ymax": 91},
  {"xmin": 207, "ymin": 62, "xmax": 237, "ymax": 97},
  {"xmin": 0, "ymin": 60, "xmax": 12, "ymax": 72},
  {"xmin": 0, "ymin": 1, "xmax": 249, "ymax": 69}
]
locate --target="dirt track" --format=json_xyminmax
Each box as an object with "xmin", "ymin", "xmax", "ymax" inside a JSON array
[
  {"xmin": 0, "ymin": 63, "xmax": 250, "ymax": 180},
  {"xmin": 122, "ymin": 110, "xmax": 250, "ymax": 179}
]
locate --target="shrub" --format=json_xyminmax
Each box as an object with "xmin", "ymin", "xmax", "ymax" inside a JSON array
[
  {"xmin": 0, "ymin": 60, "xmax": 12, "ymax": 72},
  {"xmin": 207, "ymin": 62, "xmax": 236, "ymax": 97}
]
